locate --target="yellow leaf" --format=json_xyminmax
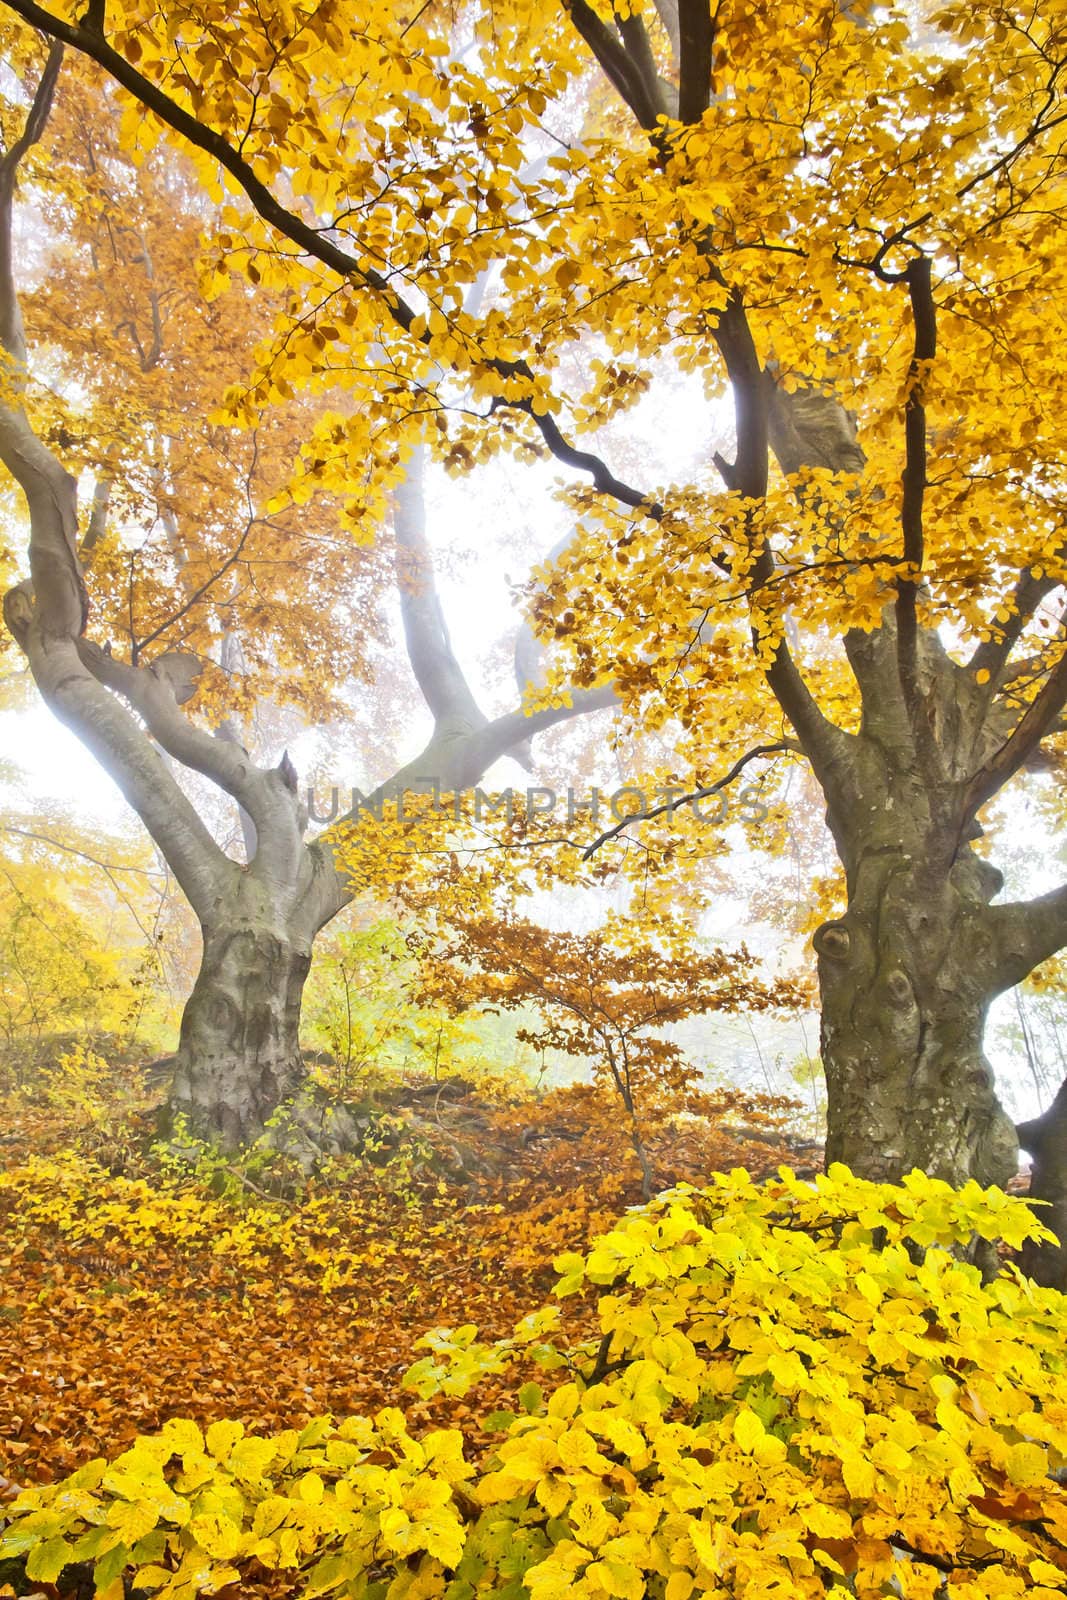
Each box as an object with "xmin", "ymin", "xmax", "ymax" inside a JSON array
[
  {"xmin": 732, "ymin": 1407, "xmax": 765, "ymax": 1454},
  {"xmin": 1007, "ymin": 1441, "xmax": 1048, "ymax": 1486},
  {"xmin": 206, "ymin": 1419, "xmax": 245, "ymax": 1462}
]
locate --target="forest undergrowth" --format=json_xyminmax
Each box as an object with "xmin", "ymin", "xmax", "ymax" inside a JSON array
[{"xmin": 0, "ymin": 1051, "xmax": 799, "ymax": 1495}]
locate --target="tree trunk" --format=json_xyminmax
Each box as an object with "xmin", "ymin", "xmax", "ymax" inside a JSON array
[
  {"xmin": 168, "ymin": 919, "xmax": 311, "ymax": 1147},
  {"xmin": 816, "ymin": 835, "xmax": 1019, "ymax": 1190},
  {"xmin": 806, "ymin": 626, "xmax": 1026, "ymax": 1195},
  {"xmin": 1018, "ymin": 1081, "xmax": 1067, "ymax": 1288}
]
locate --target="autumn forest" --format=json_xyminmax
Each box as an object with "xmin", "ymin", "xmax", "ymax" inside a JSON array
[{"xmin": 2, "ymin": 0, "xmax": 1067, "ymax": 1596}]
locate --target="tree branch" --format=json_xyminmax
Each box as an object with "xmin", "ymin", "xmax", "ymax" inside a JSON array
[
  {"xmin": 582, "ymin": 739, "xmax": 796, "ymax": 858},
  {"xmin": 1, "ymin": 823, "xmax": 164, "ymax": 876},
  {"xmin": 75, "ymin": 637, "xmax": 302, "ymax": 853},
  {"xmin": 477, "ymin": 682, "xmax": 617, "ymax": 769},
  {"xmin": 394, "ymin": 448, "xmax": 488, "ymax": 733},
  {"xmin": 894, "ymin": 255, "xmax": 942, "ymax": 783},
  {"xmin": 0, "ymin": 39, "xmax": 60, "ymax": 363},
  {"xmin": 963, "ymin": 634, "xmax": 1067, "ymax": 817},
  {"xmin": 0, "ymin": 40, "xmax": 88, "ymax": 639},
  {"xmin": 131, "ymin": 499, "xmax": 258, "ymax": 664},
  {"xmin": 989, "ymin": 880, "xmax": 1067, "ymax": 991},
  {"xmin": 1, "ymin": 37, "xmax": 62, "ymax": 167},
  {"xmin": 968, "ymin": 557, "xmax": 1065, "ymax": 685},
  {"xmin": 513, "ymin": 398, "xmax": 662, "ymax": 514},
  {"xmin": 1017, "ymin": 1071, "xmax": 1067, "ymax": 1290},
  {"xmin": 711, "ymin": 296, "xmax": 849, "ymax": 776},
  {"xmin": 565, "ymin": 0, "xmax": 664, "ymax": 130},
  {"xmin": 1, "ymin": 0, "xmax": 660, "ymax": 519},
  {"xmin": 0, "ymin": 42, "xmax": 235, "ymax": 917},
  {"xmin": 652, "ymin": 0, "xmax": 680, "ymax": 55},
  {"xmin": 8, "ymin": 634, "xmax": 233, "ymax": 916},
  {"xmin": 676, "ymin": 0, "xmax": 714, "ymax": 124},
  {"xmin": 79, "ymin": 475, "xmax": 110, "ymax": 561},
  {"xmin": 1017, "ymin": 1074, "xmax": 1067, "ymax": 1160},
  {"xmin": 713, "ymin": 289, "xmax": 768, "ymax": 502},
  {"xmin": 616, "ymin": 13, "xmax": 671, "ymax": 122}
]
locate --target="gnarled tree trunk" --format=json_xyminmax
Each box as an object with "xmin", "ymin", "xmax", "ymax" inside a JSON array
[
  {"xmin": 170, "ymin": 920, "xmax": 312, "ymax": 1146},
  {"xmin": 817, "ymin": 857, "xmax": 1018, "ymax": 1190},
  {"xmin": 806, "ymin": 621, "xmax": 1067, "ymax": 1233}
]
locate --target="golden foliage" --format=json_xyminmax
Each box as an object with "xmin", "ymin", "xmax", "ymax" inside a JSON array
[{"xmin": 3, "ymin": 1165, "xmax": 1066, "ymax": 1600}]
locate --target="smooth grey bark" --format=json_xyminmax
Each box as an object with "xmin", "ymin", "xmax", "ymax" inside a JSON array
[
  {"xmin": 817, "ymin": 877, "xmax": 1019, "ymax": 1191},
  {"xmin": 171, "ymin": 915, "xmax": 311, "ymax": 1145},
  {"xmin": 807, "ymin": 623, "xmax": 1017, "ymax": 1189},
  {"xmin": 161, "ymin": 470, "xmax": 614, "ymax": 1144},
  {"xmin": 759, "ymin": 378, "xmax": 1067, "ymax": 1254}
]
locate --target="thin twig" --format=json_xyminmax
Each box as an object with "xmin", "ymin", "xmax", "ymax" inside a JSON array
[{"xmin": 582, "ymin": 740, "xmax": 796, "ymax": 859}]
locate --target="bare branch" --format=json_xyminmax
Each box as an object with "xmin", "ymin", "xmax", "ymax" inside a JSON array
[
  {"xmin": 477, "ymin": 682, "xmax": 616, "ymax": 769},
  {"xmin": 990, "ymin": 880, "xmax": 1067, "ymax": 989},
  {"xmin": 513, "ymin": 399, "xmax": 662, "ymax": 514},
  {"xmin": 0, "ymin": 39, "xmax": 62, "ymax": 171},
  {"xmin": 710, "ymin": 297, "xmax": 850, "ymax": 775},
  {"xmin": 75, "ymin": 637, "xmax": 290, "ymax": 835},
  {"xmin": 0, "ymin": 41, "xmax": 89, "ymax": 640},
  {"xmin": 968, "ymin": 558, "xmax": 1065, "ymax": 684},
  {"xmin": 565, "ymin": 0, "xmax": 664, "ymax": 129},
  {"xmin": 964, "ymin": 635, "xmax": 1067, "ymax": 816},
  {"xmin": 0, "ymin": 41, "xmax": 61, "ymax": 364},
  {"xmin": 1, "ymin": 822, "xmax": 164, "ymax": 876},
  {"xmin": 216, "ymin": 628, "xmax": 258, "ymax": 863},
  {"xmin": 616, "ymin": 13, "xmax": 672, "ymax": 122},
  {"xmin": 8, "ymin": 633, "xmax": 233, "ymax": 914},
  {"xmin": 80, "ymin": 476, "xmax": 110, "ymax": 561},
  {"xmin": 713, "ymin": 290, "xmax": 768, "ymax": 502},
  {"xmin": 132, "ymin": 502, "xmax": 258, "ymax": 663},
  {"xmin": 582, "ymin": 739, "xmax": 797, "ymax": 859},
  {"xmin": 652, "ymin": 0, "xmax": 680, "ymax": 56},
  {"xmin": 394, "ymin": 448, "xmax": 487, "ymax": 733}
]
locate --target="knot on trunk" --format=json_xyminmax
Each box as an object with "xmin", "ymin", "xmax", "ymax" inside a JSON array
[
  {"xmin": 2, "ymin": 580, "xmax": 33, "ymax": 644},
  {"xmin": 885, "ymin": 968, "xmax": 914, "ymax": 1008},
  {"xmin": 950, "ymin": 847, "xmax": 1004, "ymax": 902},
  {"xmin": 813, "ymin": 921, "xmax": 850, "ymax": 961}
]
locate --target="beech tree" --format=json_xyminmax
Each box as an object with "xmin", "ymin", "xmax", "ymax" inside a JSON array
[
  {"xmin": 1, "ymin": 0, "xmax": 1067, "ymax": 1272},
  {"xmin": 0, "ymin": 41, "xmax": 611, "ymax": 1149},
  {"xmin": 413, "ymin": 913, "xmax": 806, "ymax": 1197}
]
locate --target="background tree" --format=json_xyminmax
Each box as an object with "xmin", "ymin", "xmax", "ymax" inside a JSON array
[
  {"xmin": 0, "ymin": 814, "xmax": 169, "ymax": 1070},
  {"xmin": 416, "ymin": 913, "xmax": 805, "ymax": 1197},
  {"xmin": 301, "ymin": 915, "xmax": 489, "ymax": 1102}
]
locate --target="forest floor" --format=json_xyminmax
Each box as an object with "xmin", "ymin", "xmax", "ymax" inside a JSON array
[{"xmin": 0, "ymin": 1068, "xmax": 804, "ymax": 1506}]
